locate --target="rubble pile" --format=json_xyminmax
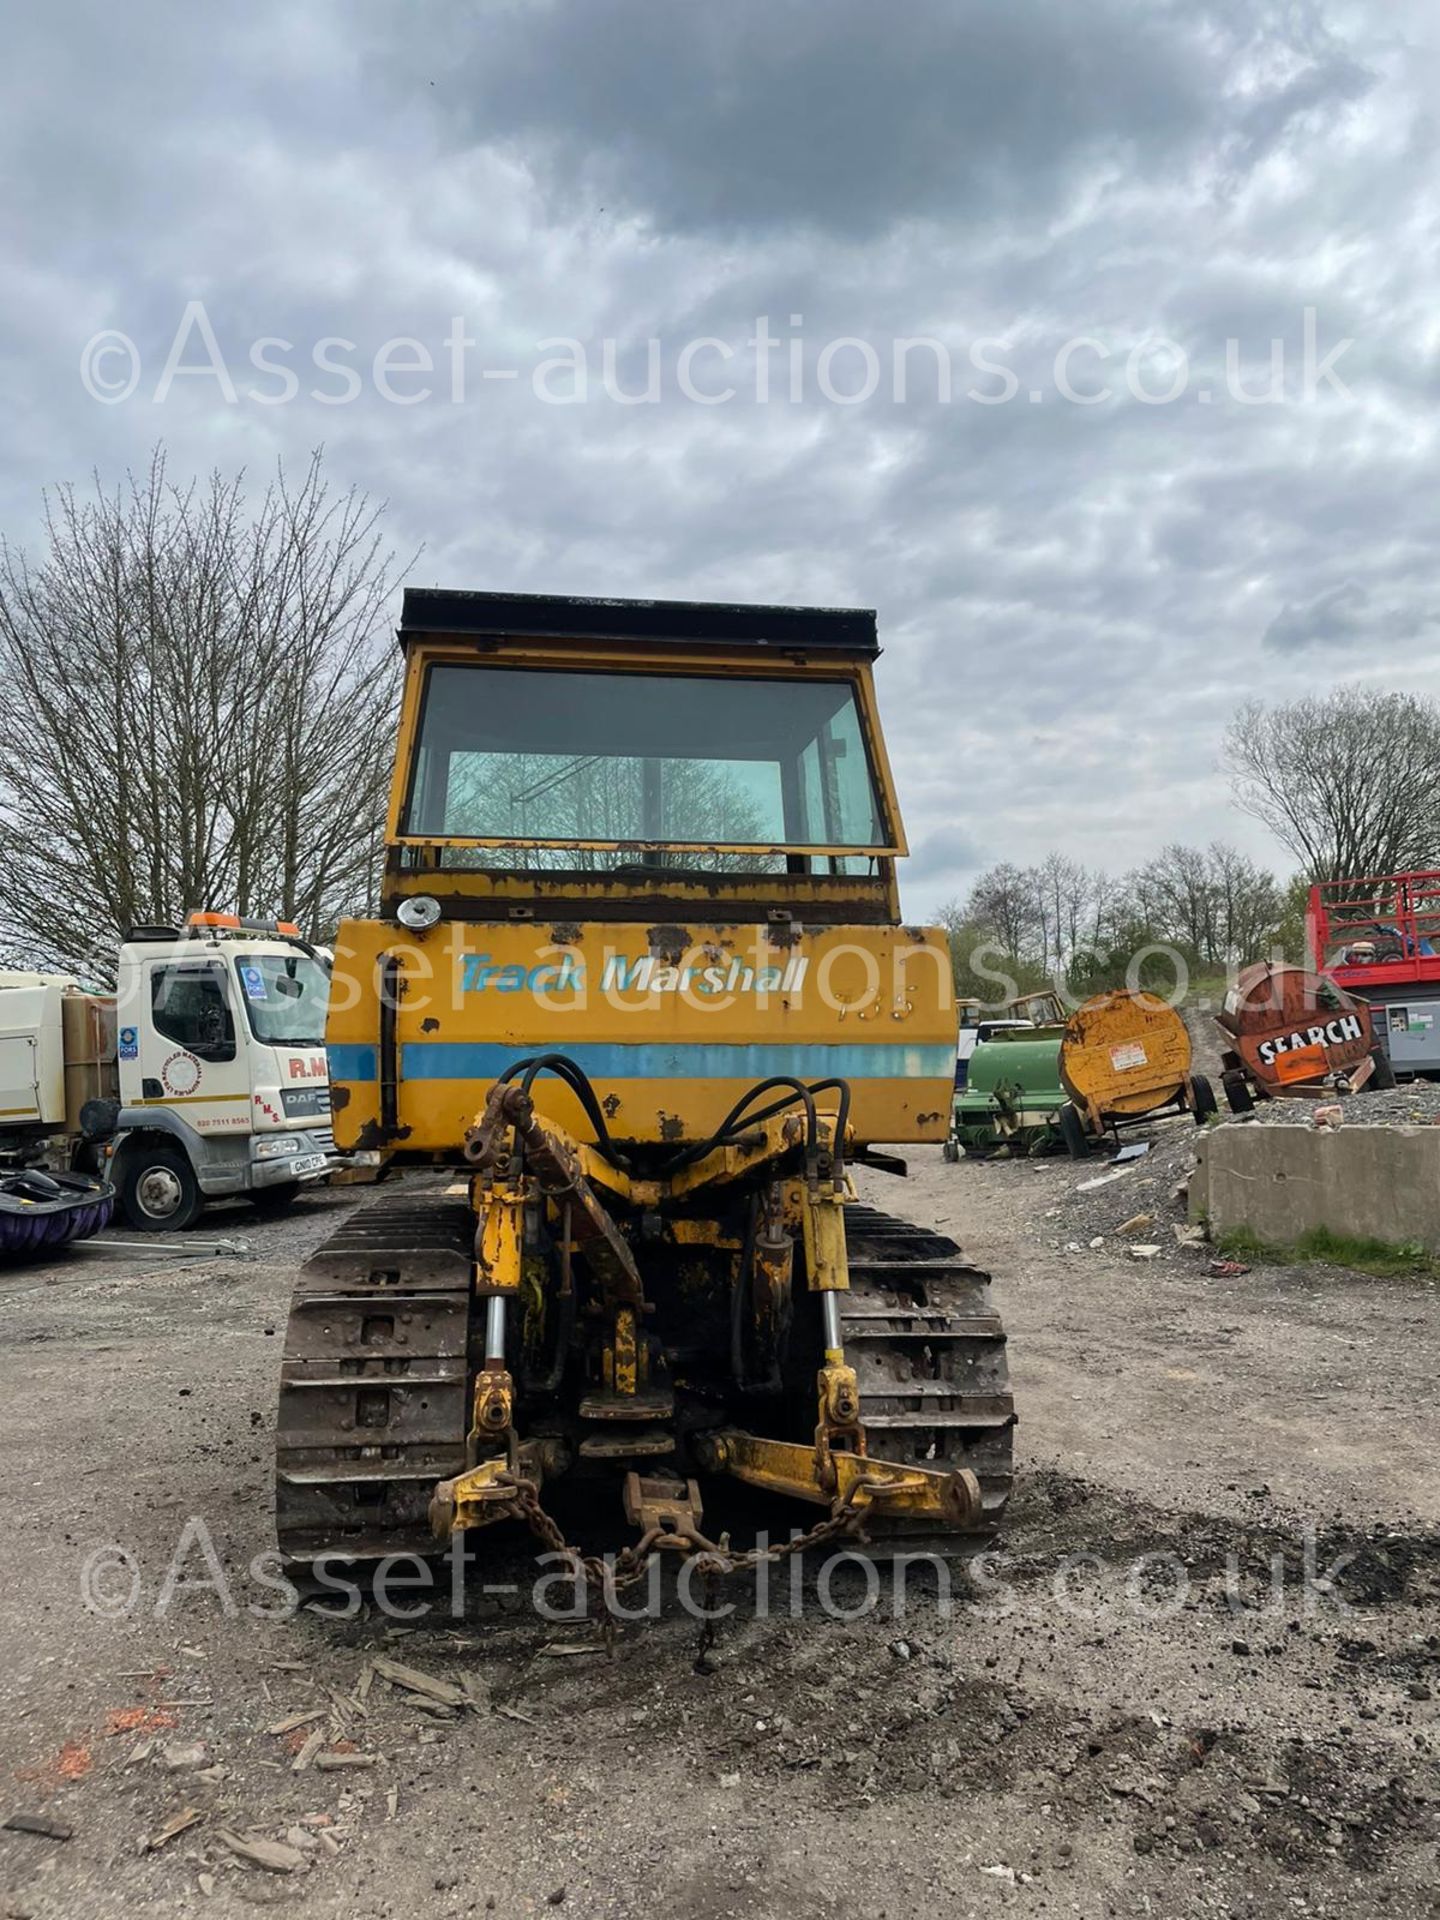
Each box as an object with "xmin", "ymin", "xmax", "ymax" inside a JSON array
[
  {"xmin": 1246, "ymin": 1085, "xmax": 1440, "ymax": 1127},
  {"xmin": 1039, "ymin": 1122, "xmax": 1203, "ymax": 1269}
]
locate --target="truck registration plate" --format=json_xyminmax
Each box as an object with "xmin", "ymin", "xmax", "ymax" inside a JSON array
[{"xmin": 293, "ymin": 1154, "xmax": 327, "ymax": 1177}]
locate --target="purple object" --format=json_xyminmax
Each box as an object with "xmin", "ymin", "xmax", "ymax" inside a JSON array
[{"xmin": 0, "ymin": 1168, "xmax": 117, "ymax": 1261}]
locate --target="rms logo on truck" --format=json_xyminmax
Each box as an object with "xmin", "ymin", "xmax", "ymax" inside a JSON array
[{"xmin": 1256, "ymin": 1014, "xmax": 1365, "ymax": 1066}]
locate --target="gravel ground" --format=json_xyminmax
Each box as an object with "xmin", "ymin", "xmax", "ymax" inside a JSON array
[
  {"xmin": 1023, "ymin": 1115, "xmax": 1203, "ymax": 1260},
  {"xmin": 0, "ymin": 1156, "xmax": 1435, "ymax": 1920},
  {"xmin": 1246, "ymin": 1085, "xmax": 1440, "ymax": 1125}
]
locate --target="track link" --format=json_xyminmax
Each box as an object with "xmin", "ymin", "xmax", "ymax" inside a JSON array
[
  {"xmin": 275, "ymin": 1182, "xmax": 476, "ymax": 1569},
  {"xmin": 840, "ymin": 1203, "xmax": 1015, "ymax": 1549}
]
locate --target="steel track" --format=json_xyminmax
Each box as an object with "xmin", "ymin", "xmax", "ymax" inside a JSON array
[{"xmin": 274, "ymin": 1191, "xmax": 1014, "ymax": 1569}]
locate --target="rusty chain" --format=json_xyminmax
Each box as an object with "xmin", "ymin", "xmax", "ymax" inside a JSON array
[{"xmin": 488, "ymin": 1471, "xmax": 882, "ymax": 1628}]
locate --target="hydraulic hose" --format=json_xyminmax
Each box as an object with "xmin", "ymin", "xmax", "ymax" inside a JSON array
[
  {"xmin": 495, "ymin": 1053, "xmax": 629, "ymax": 1168},
  {"xmin": 660, "ymin": 1075, "xmax": 820, "ymax": 1172},
  {"xmin": 491, "ymin": 1055, "xmax": 850, "ymax": 1185}
]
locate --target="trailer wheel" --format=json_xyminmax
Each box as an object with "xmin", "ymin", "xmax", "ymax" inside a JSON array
[
  {"xmin": 1058, "ymin": 1102, "xmax": 1091, "ymax": 1159},
  {"xmin": 1221, "ymin": 1069, "xmax": 1255, "ymax": 1115},
  {"xmin": 1190, "ymin": 1073, "xmax": 1218, "ymax": 1124},
  {"xmin": 1368, "ymin": 1047, "xmax": 1396, "ymax": 1091},
  {"xmin": 118, "ymin": 1145, "xmax": 203, "ymax": 1232}
]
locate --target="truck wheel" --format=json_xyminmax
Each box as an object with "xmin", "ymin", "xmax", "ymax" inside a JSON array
[
  {"xmin": 252, "ymin": 1181, "xmax": 301, "ymax": 1215},
  {"xmin": 1058, "ymin": 1102, "xmax": 1091, "ymax": 1160},
  {"xmin": 119, "ymin": 1146, "xmax": 203, "ymax": 1232},
  {"xmin": 1368, "ymin": 1047, "xmax": 1396, "ymax": 1091},
  {"xmin": 1190, "ymin": 1073, "xmax": 1218, "ymax": 1124}
]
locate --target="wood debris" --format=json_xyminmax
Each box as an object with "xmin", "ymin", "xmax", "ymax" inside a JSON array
[
  {"xmin": 323, "ymin": 1680, "xmax": 363, "ymax": 1722},
  {"xmin": 369, "ymin": 1654, "xmax": 470, "ymax": 1709},
  {"xmin": 144, "ymin": 1807, "xmax": 204, "ymax": 1852},
  {"xmin": 266, "ymin": 1709, "xmax": 326, "ymax": 1737},
  {"xmin": 315, "ymin": 1750, "xmax": 379, "ymax": 1771},
  {"xmin": 291, "ymin": 1728, "xmax": 325, "ymax": 1774},
  {"xmin": 215, "ymin": 1829, "xmax": 308, "ymax": 1875}
]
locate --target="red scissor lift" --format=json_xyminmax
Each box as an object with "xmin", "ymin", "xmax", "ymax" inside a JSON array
[{"xmin": 1308, "ymin": 871, "xmax": 1440, "ymax": 1079}]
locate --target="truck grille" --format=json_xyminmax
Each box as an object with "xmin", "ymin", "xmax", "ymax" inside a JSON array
[{"xmin": 281, "ymin": 1085, "xmax": 332, "ymax": 1122}]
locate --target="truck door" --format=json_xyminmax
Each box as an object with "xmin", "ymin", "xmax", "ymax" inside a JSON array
[{"xmin": 139, "ymin": 959, "xmax": 251, "ymax": 1132}]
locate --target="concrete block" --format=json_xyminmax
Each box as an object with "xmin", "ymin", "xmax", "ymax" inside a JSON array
[{"xmin": 1191, "ymin": 1121, "xmax": 1440, "ymax": 1248}]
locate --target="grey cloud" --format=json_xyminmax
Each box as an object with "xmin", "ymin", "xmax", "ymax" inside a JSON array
[
  {"xmin": 2, "ymin": 0, "xmax": 1438, "ymax": 915},
  {"xmin": 901, "ymin": 826, "xmax": 984, "ymax": 907},
  {"xmin": 1262, "ymin": 581, "xmax": 1432, "ymax": 652},
  {"xmin": 390, "ymin": 0, "xmax": 1369, "ymax": 241}
]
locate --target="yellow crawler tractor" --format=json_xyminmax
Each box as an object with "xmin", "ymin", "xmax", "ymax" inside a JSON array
[{"xmin": 276, "ymin": 591, "xmax": 1014, "ymax": 1576}]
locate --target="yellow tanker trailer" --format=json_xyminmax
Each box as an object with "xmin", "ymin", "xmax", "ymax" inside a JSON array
[{"xmin": 276, "ymin": 591, "xmax": 1014, "ymax": 1578}]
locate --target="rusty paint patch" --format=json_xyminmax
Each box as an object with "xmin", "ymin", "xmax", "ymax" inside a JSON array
[
  {"xmin": 330, "ymin": 1084, "xmax": 350, "ymax": 1110},
  {"xmin": 354, "ymin": 1118, "xmax": 412, "ymax": 1150},
  {"xmin": 602, "ymin": 1092, "xmax": 621, "ymax": 1119},
  {"xmin": 658, "ymin": 1111, "xmax": 685, "ymax": 1142},
  {"xmin": 915, "ymin": 1111, "xmax": 942, "ymax": 1126},
  {"xmin": 646, "ymin": 924, "xmax": 691, "ymax": 963},
  {"xmin": 420, "ymin": 1017, "xmax": 440, "ymax": 1033},
  {"xmin": 550, "ymin": 922, "xmax": 584, "ymax": 945}
]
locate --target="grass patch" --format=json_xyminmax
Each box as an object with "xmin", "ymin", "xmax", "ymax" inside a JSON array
[
  {"xmin": 1183, "ymin": 974, "xmax": 1230, "ymax": 1011},
  {"xmin": 1215, "ymin": 1223, "xmax": 1440, "ymax": 1281}
]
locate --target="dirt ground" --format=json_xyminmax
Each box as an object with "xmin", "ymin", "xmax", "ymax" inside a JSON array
[{"xmin": 0, "ymin": 1134, "xmax": 1436, "ymax": 1920}]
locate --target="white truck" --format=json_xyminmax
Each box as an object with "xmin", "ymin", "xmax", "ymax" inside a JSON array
[{"xmin": 0, "ymin": 913, "xmax": 342, "ymax": 1231}]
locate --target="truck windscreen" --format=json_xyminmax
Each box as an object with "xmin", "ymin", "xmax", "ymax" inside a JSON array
[
  {"xmin": 233, "ymin": 953, "xmax": 329, "ymax": 1046},
  {"xmin": 401, "ymin": 665, "xmax": 890, "ymax": 852}
]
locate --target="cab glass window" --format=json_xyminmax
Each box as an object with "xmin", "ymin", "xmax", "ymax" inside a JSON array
[
  {"xmin": 150, "ymin": 963, "xmax": 236, "ymax": 1062},
  {"xmin": 401, "ymin": 665, "xmax": 890, "ymax": 852}
]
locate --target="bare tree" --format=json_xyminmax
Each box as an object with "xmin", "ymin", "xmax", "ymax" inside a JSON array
[
  {"xmin": 0, "ymin": 448, "xmax": 408, "ymax": 974},
  {"xmin": 937, "ymin": 839, "xmax": 1281, "ymax": 997},
  {"xmin": 1130, "ymin": 843, "xmax": 1218, "ymax": 959},
  {"xmin": 1205, "ymin": 841, "xmax": 1283, "ymax": 960},
  {"xmin": 1225, "ymin": 691, "xmax": 1440, "ymax": 882},
  {"xmin": 967, "ymin": 862, "xmax": 1043, "ymax": 963},
  {"xmin": 1129, "ymin": 841, "xmax": 1282, "ymax": 965},
  {"xmin": 1035, "ymin": 852, "xmax": 1101, "ymax": 968}
]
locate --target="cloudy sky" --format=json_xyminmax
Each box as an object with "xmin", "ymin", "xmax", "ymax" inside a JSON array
[{"xmin": 4, "ymin": 0, "xmax": 1437, "ymax": 911}]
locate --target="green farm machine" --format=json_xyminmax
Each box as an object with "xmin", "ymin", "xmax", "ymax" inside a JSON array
[{"xmin": 945, "ymin": 994, "xmax": 1069, "ymax": 1159}]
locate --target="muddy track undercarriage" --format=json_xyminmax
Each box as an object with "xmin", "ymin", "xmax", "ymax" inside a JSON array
[{"xmin": 275, "ymin": 1084, "xmax": 1015, "ymax": 1576}]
